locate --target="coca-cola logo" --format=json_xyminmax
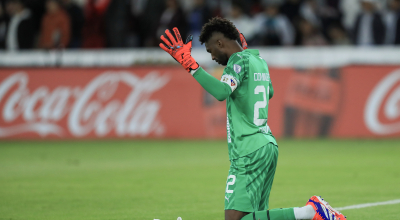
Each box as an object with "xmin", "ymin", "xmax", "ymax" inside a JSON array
[
  {"xmin": 364, "ymin": 69, "xmax": 400, "ymax": 135},
  {"xmin": 0, "ymin": 71, "xmax": 169, "ymax": 137}
]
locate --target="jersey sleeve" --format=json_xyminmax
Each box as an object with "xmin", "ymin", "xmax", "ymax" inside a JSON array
[
  {"xmin": 193, "ymin": 67, "xmax": 232, "ymax": 101},
  {"xmin": 220, "ymin": 56, "xmax": 246, "ymax": 93}
]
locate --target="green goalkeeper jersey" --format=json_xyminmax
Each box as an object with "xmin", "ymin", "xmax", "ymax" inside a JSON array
[{"xmin": 193, "ymin": 49, "xmax": 277, "ymax": 160}]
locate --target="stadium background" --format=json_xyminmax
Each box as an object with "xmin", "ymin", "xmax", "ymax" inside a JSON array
[{"xmin": 0, "ymin": 0, "xmax": 400, "ymax": 220}]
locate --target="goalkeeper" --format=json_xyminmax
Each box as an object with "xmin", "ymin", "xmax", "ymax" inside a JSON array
[{"xmin": 159, "ymin": 17, "xmax": 346, "ymax": 220}]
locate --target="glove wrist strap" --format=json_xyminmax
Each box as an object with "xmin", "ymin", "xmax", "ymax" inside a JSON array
[{"xmin": 190, "ymin": 67, "xmax": 199, "ymax": 76}]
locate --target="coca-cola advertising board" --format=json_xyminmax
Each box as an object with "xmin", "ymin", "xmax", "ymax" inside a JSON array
[
  {"xmin": 0, "ymin": 67, "xmax": 219, "ymax": 139},
  {"xmin": 0, "ymin": 66, "xmax": 399, "ymax": 139}
]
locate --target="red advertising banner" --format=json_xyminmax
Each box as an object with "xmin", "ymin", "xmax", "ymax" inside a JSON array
[
  {"xmin": 0, "ymin": 67, "xmax": 219, "ymax": 139},
  {"xmin": 0, "ymin": 66, "xmax": 399, "ymax": 139},
  {"xmin": 268, "ymin": 66, "xmax": 400, "ymax": 138}
]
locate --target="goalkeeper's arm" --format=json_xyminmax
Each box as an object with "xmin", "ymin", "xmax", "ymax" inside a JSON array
[
  {"xmin": 159, "ymin": 26, "xmax": 249, "ymax": 102},
  {"xmin": 191, "ymin": 67, "xmax": 232, "ymax": 101},
  {"xmin": 158, "ymin": 27, "xmax": 233, "ymax": 101}
]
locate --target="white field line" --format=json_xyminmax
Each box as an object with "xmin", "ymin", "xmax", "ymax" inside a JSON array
[{"xmin": 336, "ymin": 199, "xmax": 400, "ymax": 211}]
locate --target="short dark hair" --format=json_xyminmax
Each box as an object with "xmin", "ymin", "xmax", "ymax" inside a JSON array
[{"xmin": 199, "ymin": 17, "xmax": 240, "ymax": 45}]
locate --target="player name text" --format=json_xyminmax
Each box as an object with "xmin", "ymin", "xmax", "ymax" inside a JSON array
[{"xmin": 254, "ymin": 73, "xmax": 269, "ymax": 82}]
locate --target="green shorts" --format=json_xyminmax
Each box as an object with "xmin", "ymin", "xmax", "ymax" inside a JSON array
[{"xmin": 224, "ymin": 143, "xmax": 278, "ymax": 212}]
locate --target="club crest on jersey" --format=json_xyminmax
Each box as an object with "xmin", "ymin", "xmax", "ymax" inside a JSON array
[
  {"xmin": 231, "ymin": 79, "xmax": 236, "ymax": 86},
  {"xmin": 220, "ymin": 75, "xmax": 239, "ymax": 92},
  {"xmin": 233, "ymin": 64, "xmax": 241, "ymax": 74}
]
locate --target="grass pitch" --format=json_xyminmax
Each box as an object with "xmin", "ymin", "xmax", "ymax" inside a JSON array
[{"xmin": 0, "ymin": 139, "xmax": 399, "ymax": 220}]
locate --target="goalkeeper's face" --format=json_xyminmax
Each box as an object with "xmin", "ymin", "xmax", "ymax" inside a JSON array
[{"xmin": 205, "ymin": 34, "xmax": 230, "ymax": 66}]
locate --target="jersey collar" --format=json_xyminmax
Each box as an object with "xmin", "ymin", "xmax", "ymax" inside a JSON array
[
  {"xmin": 227, "ymin": 49, "xmax": 260, "ymax": 65},
  {"xmin": 245, "ymin": 49, "xmax": 260, "ymax": 56}
]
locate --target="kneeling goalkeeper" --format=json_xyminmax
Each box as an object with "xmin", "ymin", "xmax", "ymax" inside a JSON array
[{"xmin": 159, "ymin": 17, "xmax": 346, "ymax": 220}]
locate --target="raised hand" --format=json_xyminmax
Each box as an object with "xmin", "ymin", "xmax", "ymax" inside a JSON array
[
  {"xmin": 159, "ymin": 27, "xmax": 199, "ymax": 73},
  {"xmin": 236, "ymin": 28, "xmax": 248, "ymax": 49}
]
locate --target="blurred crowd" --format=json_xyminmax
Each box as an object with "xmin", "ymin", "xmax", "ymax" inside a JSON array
[{"xmin": 0, "ymin": 0, "xmax": 400, "ymax": 50}]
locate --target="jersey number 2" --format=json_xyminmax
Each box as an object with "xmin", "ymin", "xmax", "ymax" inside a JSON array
[{"xmin": 254, "ymin": 85, "xmax": 268, "ymax": 126}]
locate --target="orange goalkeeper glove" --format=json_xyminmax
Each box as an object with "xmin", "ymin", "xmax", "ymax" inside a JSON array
[
  {"xmin": 159, "ymin": 27, "xmax": 199, "ymax": 74},
  {"xmin": 237, "ymin": 28, "xmax": 248, "ymax": 49}
]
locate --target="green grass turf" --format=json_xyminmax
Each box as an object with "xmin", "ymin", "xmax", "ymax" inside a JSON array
[{"xmin": 0, "ymin": 139, "xmax": 399, "ymax": 220}]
